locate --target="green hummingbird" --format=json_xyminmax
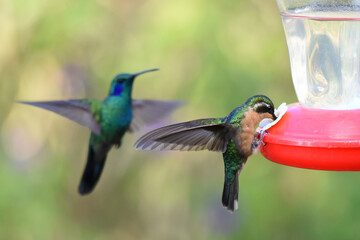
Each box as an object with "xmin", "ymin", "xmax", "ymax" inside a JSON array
[
  {"xmin": 19, "ymin": 68, "xmax": 184, "ymax": 195},
  {"xmin": 134, "ymin": 95, "xmax": 276, "ymax": 212}
]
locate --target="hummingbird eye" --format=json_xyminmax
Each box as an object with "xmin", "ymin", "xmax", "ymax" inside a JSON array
[
  {"xmin": 117, "ymin": 79, "xmax": 125, "ymax": 84},
  {"xmin": 254, "ymin": 103, "xmax": 273, "ymax": 114}
]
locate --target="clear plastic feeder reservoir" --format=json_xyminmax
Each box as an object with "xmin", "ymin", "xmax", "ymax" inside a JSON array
[{"xmin": 260, "ymin": 0, "xmax": 360, "ymax": 170}]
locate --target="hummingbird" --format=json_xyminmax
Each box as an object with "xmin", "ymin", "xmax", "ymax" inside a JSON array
[
  {"xmin": 134, "ymin": 95, "xmax": 276, "ymax": 212},
  {"xmin": 19, "ymin": 68, "xmax": 184, "ymax": 195}
]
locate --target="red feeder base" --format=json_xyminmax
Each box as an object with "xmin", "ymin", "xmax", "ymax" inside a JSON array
[{"xmin": 260, "ymin": 103, "xmax": 360, "ymax": 171}]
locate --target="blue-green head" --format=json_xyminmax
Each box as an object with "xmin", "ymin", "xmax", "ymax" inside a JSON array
[
  {"xmin": 245, "ymin": 95, "xmax": 277, "ymax": 120},
  {"xmin": 109, "ymin": 68, "xmax": 159, "ymax": 97}
]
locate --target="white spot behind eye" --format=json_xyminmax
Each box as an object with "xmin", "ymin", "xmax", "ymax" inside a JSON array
[
  {"xmin": 259, "ymin": 103, "xmax": 287, "ymax": 131},
  {"xmin": 254, "ymin": 102, "xmax": 270, "ymax": 112}
]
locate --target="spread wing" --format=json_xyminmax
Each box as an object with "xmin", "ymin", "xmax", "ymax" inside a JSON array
[
  {"xmin": 134, "ymin": 118, "xmax": 236, "ymax": 152},
  {"xmin": 18, "ymin": 99, "xmax": 102, "ymax": 135},
  {"xmin": 129, "ymin": 99, "xmax": 185, "ymax": 132}
]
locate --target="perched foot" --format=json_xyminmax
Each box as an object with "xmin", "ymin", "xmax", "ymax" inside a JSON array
[{"xmin": 252, "ymin": 130, "xmax": 267, "ymax": 151}]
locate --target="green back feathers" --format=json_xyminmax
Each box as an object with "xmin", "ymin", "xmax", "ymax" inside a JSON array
[{"xmin": 89, "ymin": 100, "xmax": 102, "ymax": 123}]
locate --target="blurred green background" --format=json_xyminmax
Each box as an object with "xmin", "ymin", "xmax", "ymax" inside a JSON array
[{"xmin": 1, "ymin": 0, "xmax": 360, "ymax": 239}]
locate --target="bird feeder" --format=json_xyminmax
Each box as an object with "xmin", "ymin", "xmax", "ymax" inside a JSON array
[{"xmin": 259, "ymin": 0, "xmax": 360, "ymax": 170}]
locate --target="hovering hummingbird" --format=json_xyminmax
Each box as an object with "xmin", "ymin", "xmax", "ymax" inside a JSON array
[
  {"xmin": 19, "ymin": 68, "xmax": 184, "ymax": 195},
  {"xmin": 134, "ymin": 95, "xmax": 276, "ymax": 212}
]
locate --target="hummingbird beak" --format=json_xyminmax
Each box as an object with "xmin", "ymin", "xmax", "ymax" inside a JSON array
[
  {"xmin": 132, "ymin": 68, "xmax": 159, "ymax": 78},
  {"xmin": 271, "ymin": 112, "xmax": 277, "ymax": 120}
]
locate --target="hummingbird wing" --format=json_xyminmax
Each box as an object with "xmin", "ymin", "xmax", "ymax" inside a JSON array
[
  {"xmin": 129, "ymin": 99, "xmax": 185, "ymax": 132},
  {"xmin": 134, "ymin": 118, "xmax": 236, "ymax": 152},
  {"xmin": 18, "ymin": 99, "xmax": 102, "ymax": 135}
]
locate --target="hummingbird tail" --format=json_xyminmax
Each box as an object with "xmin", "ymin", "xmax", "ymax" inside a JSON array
[
  {"xmin": 78, "ymin": 146, "xmax": 107, "ymax": 195},
  {"xmin": 222, "ymin": 170, "xmax": 240, "ymax": 212}
]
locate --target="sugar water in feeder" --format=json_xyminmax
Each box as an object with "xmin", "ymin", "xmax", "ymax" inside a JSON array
[{"xmin": 258, "ymin": 0, "xmax": 360, "ymax": 170}]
